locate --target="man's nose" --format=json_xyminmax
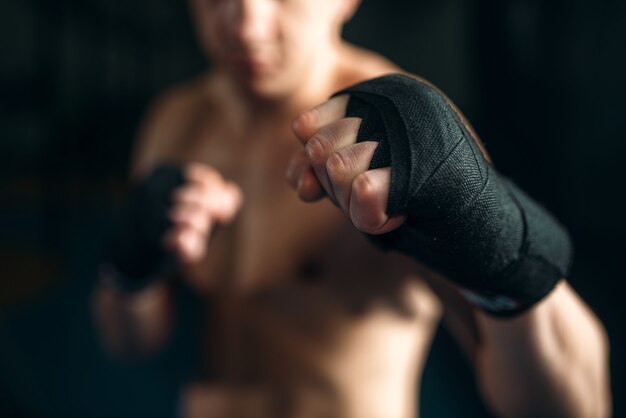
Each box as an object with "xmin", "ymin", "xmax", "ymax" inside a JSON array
[{"xmin": 231, "ymin": 0, "xmax": 274, "ymax": 45}]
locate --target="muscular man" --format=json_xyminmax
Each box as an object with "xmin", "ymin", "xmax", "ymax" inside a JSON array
[{"xmin": 93, "ymin": 0, "xmax": 611, "ymax": 417}]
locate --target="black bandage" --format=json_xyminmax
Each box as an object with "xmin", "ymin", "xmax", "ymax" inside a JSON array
[
  {"xmin": 104, "ymin": 165, "xmax": 184, "ymax": 291},
  {"xmin": 335, "ymin": 74, "xmax": 572, "ymax": 316}
]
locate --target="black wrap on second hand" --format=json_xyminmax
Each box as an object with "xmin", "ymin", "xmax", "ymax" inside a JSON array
[
  {"xmin": 333, "ymin": 73, "xmax": 573, "ymax": 316},
  {"xmin": 103, "ymin": 165, "xmax": 185, "ymax": 291}
]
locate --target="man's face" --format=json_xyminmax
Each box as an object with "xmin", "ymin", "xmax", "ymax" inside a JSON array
[{"xmin": 189, "ymin": 0, "xmax": 349, "ymax": 99}]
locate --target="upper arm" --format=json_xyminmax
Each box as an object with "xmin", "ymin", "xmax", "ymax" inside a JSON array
[{"xmin": 130, "ymin": 83, "xmax": 206, "ymax": 180}]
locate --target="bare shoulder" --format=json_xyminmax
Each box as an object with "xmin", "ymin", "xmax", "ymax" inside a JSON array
[
  {"xmin": 336, "ymin": 45, "xmax": 434, "ymax": 89},
  {"xmin": 336, "ymin": 43, "xmax": 403, "ymax": 88},
  {"xmin": 130, "ymin": 73, "xmax": 221, "ymax": 179}
]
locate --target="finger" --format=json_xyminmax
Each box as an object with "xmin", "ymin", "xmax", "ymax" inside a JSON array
[
  {"xmin": 182, "ymin": 163, "xmax": 243, "ymax": 221},
  {"xmin": 325, "ymin": 141, "xmax": 379, "ymax": 212},
  {"xmin": 173, "ymin": 182, "xmax": 242, "ymax": 223},
  {"xmin": 304, "ymin": 117, "xmax": 362, "ymax": 201},
  {"xmin": 172, "ymin": 184, "xmax": 214, "ymax": 214},
  {"xmin": 285, "ymin": 150, "xmax": 309, "ymax": 190},
  {"xmin": 163, "ymin": 225, "xmax": 210, "ymax": 264},
  {"xmin": 297, "ymin": 166, "xmax": 326, "ymax": 202},
  {"xmin": 293, "ymin": 95, "xmax": 350, "ymax": 143},
  {"xmin": 349, "ymin": 168, "xmax": 407, "ymax": 234},
  {"xmin": 184, "ymin": 163, "xmax": 221, "ymax": 184},
  {"xmin": 220, "ymin": 182, "xmax": 244, "ymax": 222},
  {"xmin": 286, "ymin": 151, "xmax": 326, "ymax": 202},
  {"xmin": 169, "ymin": 203, "xmax": 212, "ymax": 235}
]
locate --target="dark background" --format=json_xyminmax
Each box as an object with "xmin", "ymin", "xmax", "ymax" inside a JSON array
[{"xmin": 1, "ymin": 0, "xmax": 625, "ymax": 417}]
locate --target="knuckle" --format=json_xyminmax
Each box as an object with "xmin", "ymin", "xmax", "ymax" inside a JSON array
[
  {"xmin": 306, "ymin": 135, "xmax": 330, "ymax": 165},
  {"xmin": 350, "ymin": 172, "xmax": 387, "ymax": 233},
  {"xmin": 297, "ymin": 170, "xmax": 324, "ymax": 202},
  {"xmin": 188, "ymin": 214, "xmax": 210, "ymax": 235},
  {"xmin": 351, "ymin": 172, "xmax": 377, "ymax": 205},
  {"xmin": 189, "ymin": 164, "xmax": 221, "ymax": 184},
  {"xmin": 297, "ymin": 107, "xmax": 321, "ymax": 133},
  {"xmin": 325, "ymin": 150, "xmax": 349, "ymax": 180},
  {"xmin": 351, "ymin": 173, "xmax": 385, "ymax": 232},
  {"xmin": 301, "ymin": 107, "xmax": 320, "ymax": 129}
]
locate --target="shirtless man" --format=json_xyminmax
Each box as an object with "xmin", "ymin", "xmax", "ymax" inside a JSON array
[{"xmin": 93, "ymin": 0, "xmax": 611, "ymax": 417}]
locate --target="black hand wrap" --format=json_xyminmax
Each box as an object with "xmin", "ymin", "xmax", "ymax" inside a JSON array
[
  {"xmin": 335, "ymin": 74, "xmax": 573, "ymax": 316},
  {"xmin": 103, "ymin": 165, "xmax": 185, "ymax": 291}
]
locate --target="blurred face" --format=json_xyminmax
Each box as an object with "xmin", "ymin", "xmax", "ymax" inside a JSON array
[{"xmin": 189, "ymin": 0, "xmax": 351, "ymax": 100}]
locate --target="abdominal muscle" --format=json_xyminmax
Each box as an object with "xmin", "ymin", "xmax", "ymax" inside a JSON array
[{"xmin": 179, "ymin": 245, "xmax": 442, "ymax": 418}]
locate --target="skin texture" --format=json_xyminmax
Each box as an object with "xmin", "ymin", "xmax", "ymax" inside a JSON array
[
  {"xmin": 92, "ymin": 0, "xmax": 612, "ymax": 417},
  {"xmin": 287, "ymin": 91, "xmax": 612, "ymax": 418}
]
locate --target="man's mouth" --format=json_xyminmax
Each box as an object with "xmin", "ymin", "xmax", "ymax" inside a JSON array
[{"xmin": 229, "ymin": 51, "xmax": 277, "ymax": 74}]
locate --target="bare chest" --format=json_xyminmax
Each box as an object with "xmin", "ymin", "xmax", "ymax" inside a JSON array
[
  {"xmin": 181, "ymin": 124, "xmax": 351, "ymax": 289},
  {"xmin": 177, "ymin": 116, "xmax": 441, "ymax": 310},
  {"xmin": 177, "ymin": 118, "xmax": 441, "ymax": 400}
]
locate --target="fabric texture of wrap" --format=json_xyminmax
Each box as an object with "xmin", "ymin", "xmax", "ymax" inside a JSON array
[{"xmin": 334, "ymin": 73, "xmax": 573, "ymax": 316}]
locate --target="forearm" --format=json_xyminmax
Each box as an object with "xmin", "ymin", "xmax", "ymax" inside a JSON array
[
  {"xmin": 91, "ymin": 273, "xmax": 174, "ymax": 359},
  {"xmin": 474, "ymin": 280, "xmax": 611, "ymax": 418},
  {"xmin": 93, "ymin": 165, "xmax": 184, "ymax": 358},
  {"xmin": 292, "ymin": 74, "xmax": 611, "ymax": 416}
]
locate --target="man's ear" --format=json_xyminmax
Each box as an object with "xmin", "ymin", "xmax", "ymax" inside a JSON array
[{"xmin": 339, "ymin": 0, "xmax": 362, "ymax": 24}]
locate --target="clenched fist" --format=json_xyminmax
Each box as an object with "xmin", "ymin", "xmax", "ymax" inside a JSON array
[
  {"xmin": 287, "ymin": 94, "xmax": 406, "ymax": 235},
  {"xmin": 104, "ymin": 163, "xmax": 242, "ymax": 290},
  {"xmin": 287, "ymin": 74, "xmax": 572, "ymax": 316},
  {"xmin": 164, "ymin": 163, "xmax": 243, "ymax": 264}
]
